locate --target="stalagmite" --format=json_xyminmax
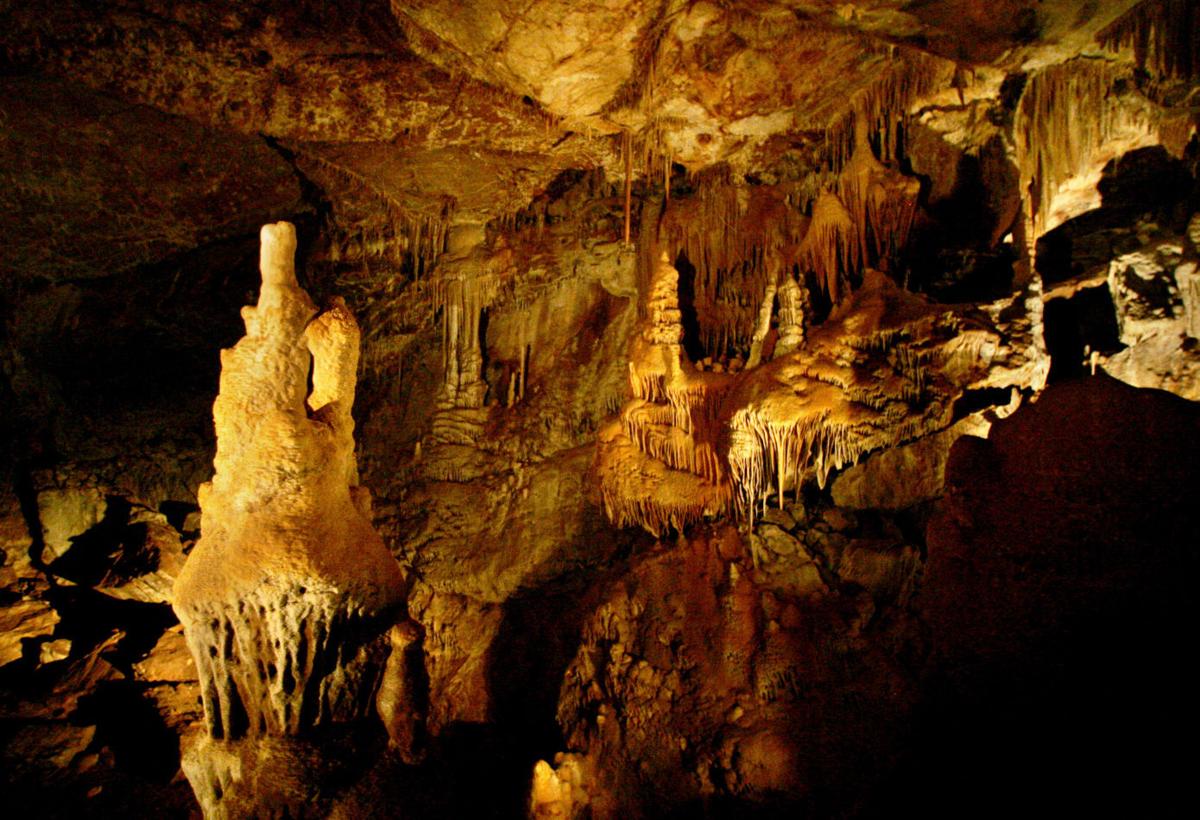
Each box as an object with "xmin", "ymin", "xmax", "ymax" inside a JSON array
[
  {"xmin": 773, "ymin": 276, "xmax": 807, "ymax": 358},
  {"xmin": 745, "ymin": 255, "xmax": 781, "ymax": 371},
  {"xmin": 594, "ymin": 251, "xmax": 733, "ymax": 535},
  {"xmin": 173, "ymin": 222, "xmax": 407, "ymax": 818}
]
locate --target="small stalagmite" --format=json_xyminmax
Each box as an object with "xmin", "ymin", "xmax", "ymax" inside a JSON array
[
  {"xmin": 173, "ymin": 222, "xmax": 407, "ymax": 818},
  {"xmin": 773, "ymin": 275, "xmax": 808, "ymax": 358}
]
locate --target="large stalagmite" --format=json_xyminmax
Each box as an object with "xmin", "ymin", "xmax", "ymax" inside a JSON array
[{"xmin": 172, "ymin": 222, "xmax": 406, "ymax": 817}]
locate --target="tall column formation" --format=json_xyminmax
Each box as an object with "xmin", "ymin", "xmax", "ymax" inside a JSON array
[
  {"xmin": 173, "ymin": 222, "xmax": 407, "ymax": 817},
  {"xmin": 435, "ymin": 222, "xmax": 494, "ymax": 413},
  {"xmin": 595, "ymin": 251, "xmax": 732, "ymax": 535},
  {"xmin": 438, "ymin": 276, "xmax": 488, "ymax": 409}
]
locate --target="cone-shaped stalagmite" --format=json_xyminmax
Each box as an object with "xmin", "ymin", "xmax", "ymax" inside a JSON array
[{"xmin": 173, "ymin": 222, "xmax": 407, "ymax": 818}]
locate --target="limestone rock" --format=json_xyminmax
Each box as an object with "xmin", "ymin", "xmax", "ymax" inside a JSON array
[
  {"xmin": 0, "ymin": 492, "xmax": 37, "ymax": 587},
  {"xmin": 172, "ymin": 223, "xmax": 407, "ymax": 817},
  {"xmin": 834, "ymin": 540, "xmax": 920, "ymax": 609},
  {"xmin": 759, "ymin": 507, "xmax": 796, "ymax": 531},
  {"xmin": 1100, "ymin": 221, "xmax": 1200, "ymax": 399},
  {"xmin": 36, "ymin": 485, "xmax": 106, "ymax": 563},
  {"xmin": 38, "ymin": 638, "xmax": 72, "ymax": 666},
  {"xmin": 1103, "ymin": 331, "xmax": 1200, "ymax": 400},
  {"xmin": 407, "ymin": 582, "xmax": 502, "ymax": 734},
  {"xmin": 0, "ymin": 597, "xmax": 60, "ymax": 667},
  {"xmin": 531, "ymin": 754, "xmax": 597, "ymax": 820},
  {"xmin": 134, "ymin": 625, "xmax": 197, "ymax": 684},
  {"xmin": 95, "ymin": 507, "xmax": 187, "ymax": 604},
  {"xmin": 135, "ymin": 626, "xmax": 204, "ymax": 740},
  {"xmin": 552, "ymin": 524, "xmax": 914, "ymax": 817},
  {"xmin": 831, "ymin": 412, "xmax": 993, "ymax": 510}
]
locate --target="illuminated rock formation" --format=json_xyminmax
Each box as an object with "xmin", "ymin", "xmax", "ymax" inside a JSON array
[
  {"xmin": 724, "ymin": 269, "xmax": 1009, "ymax": 521},
  {"xmin": 172, "ymin": 222, "xmax": 406, "ymax": 817},
  {"xmin": 799, "ymin": 191, "xmax": 858, "ymax": 304},
  {"xmin": 838, "ymin": 118, "xmax": 921, "ymax": 274},
  {"xmin": 773, "ymin": 275, "xmax": 808, "ymax": 358},
  {"xmin": 599, "ymin": 250, "xmax": 1027, "ymax": 533},
  {"xmin": 595, "ymin": 250, "xmax": 731, "ymax": 535}
]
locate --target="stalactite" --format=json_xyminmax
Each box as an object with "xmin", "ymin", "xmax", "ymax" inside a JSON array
[
  {"xmin": 1014, "ymin": 58, "xmax": 1162, "ymax": 237},
  {"xmin": 798, "ymin": 192, "xmax": 858, "ymax": 303},
  {"xmin": 623, "ymin": 130, "xmax": 633, "ymax": 246},
  {"xmin": 824, "ymin": 50, "xmax": 953, "ymax": 173},
  {"xmin": 298, "ymin": 150, "xmax": 453, "ymax": 273},
  {"xmin": 837, "ymin": 115, "xmax": 920, "ymax": 273},
  {"xmin": 436, "ymin": 275, "xmax": 491, "ymax": 409},
  {"xmin": 1099, "ymin": 0, "xmax": 1200, "ymax": 81}
]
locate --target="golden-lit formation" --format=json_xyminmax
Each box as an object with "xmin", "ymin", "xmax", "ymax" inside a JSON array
[
  {"xmin": 595, "ymin": 131, "xmax": 1029, "ymax": 535},
  {"xmin": 173, "ymin": 223, "xmax": 406, "ymax": 817}
]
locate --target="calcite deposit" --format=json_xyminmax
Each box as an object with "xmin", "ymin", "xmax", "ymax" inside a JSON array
[
  {"xmin": 2, "ymin": 1, "xmax": 1199, "ymax": 817},
  {"xmin": 172, "ymin": 223, "xmax": 407, "ymax": 816}
]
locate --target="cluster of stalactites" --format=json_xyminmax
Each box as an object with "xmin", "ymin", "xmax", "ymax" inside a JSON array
[
  {"xmin": 824, "ymin": 50, "xmax": 954, "ymax": 173},
  {"xmin": 300, "ymin": 150, "xmax": 452, "ymax": 276},
  {"xmin": 437, "ymin": 275, "xmax": 489, "ymax": 409},
  {"xmin": 654, "ymin": 177, "xmax": 810, "ymax": 358},
  {"xmin": 596, "ymin": 132, "xmax": 928, "ymax": 534},
  {"xmin": 799, "ymin": 192, "xmax": 858, "ymax": 303},
  {"xmin": 727, "ymin": 397, "xmax": 939, "ymax": 525},
  {"xmin": 187, "ymin": 589, "xmax": 390, "ymax": 741},
  {"xmin": 838, "ymin": 123, "xmax": 920, "ymax": 273},
  {"xmin": 1099, "ymin": 0, "xmax": 1200, "ymax": 82},
  {"xmin": 727, "ymin": 414, "xmax": 850, "ymax": 521},
  {"xmin": 326, "ymin": 215, "xmax": 450, "ymax": 276},
  {"xmin": 596, "ymin": 446, "xmax": 733, "ymax": 537},
  {"xmin": 799, "ymin": 114, "xmax": 920, "ymax": 304},
  {"xmin": 1014, "ymin": 58, "xmax": 1163, "ymax": 238}
]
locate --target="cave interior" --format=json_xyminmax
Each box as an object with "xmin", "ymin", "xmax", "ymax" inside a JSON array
[{"xmin": 2, "ymin": 1, "xmax": 1199, "ymax": 818}]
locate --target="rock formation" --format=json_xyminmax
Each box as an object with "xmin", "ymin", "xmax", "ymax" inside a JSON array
[
  {"xmin": 172, "ymin": 222, "xmax": 407, "ymax": 817},
  {"xmin": 3, "ymin": 2, "xmax": 1200, "ymax": 817}
]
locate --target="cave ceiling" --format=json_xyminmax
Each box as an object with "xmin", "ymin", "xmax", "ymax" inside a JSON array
[{"xmin": 1, "ymin": 0, "xmax": 1147, "ymax": 278}]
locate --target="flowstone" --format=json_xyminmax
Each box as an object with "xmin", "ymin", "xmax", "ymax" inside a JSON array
[{"xmin": 173, "ymin": 222, "xmax": 407, "ymax": 818}]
